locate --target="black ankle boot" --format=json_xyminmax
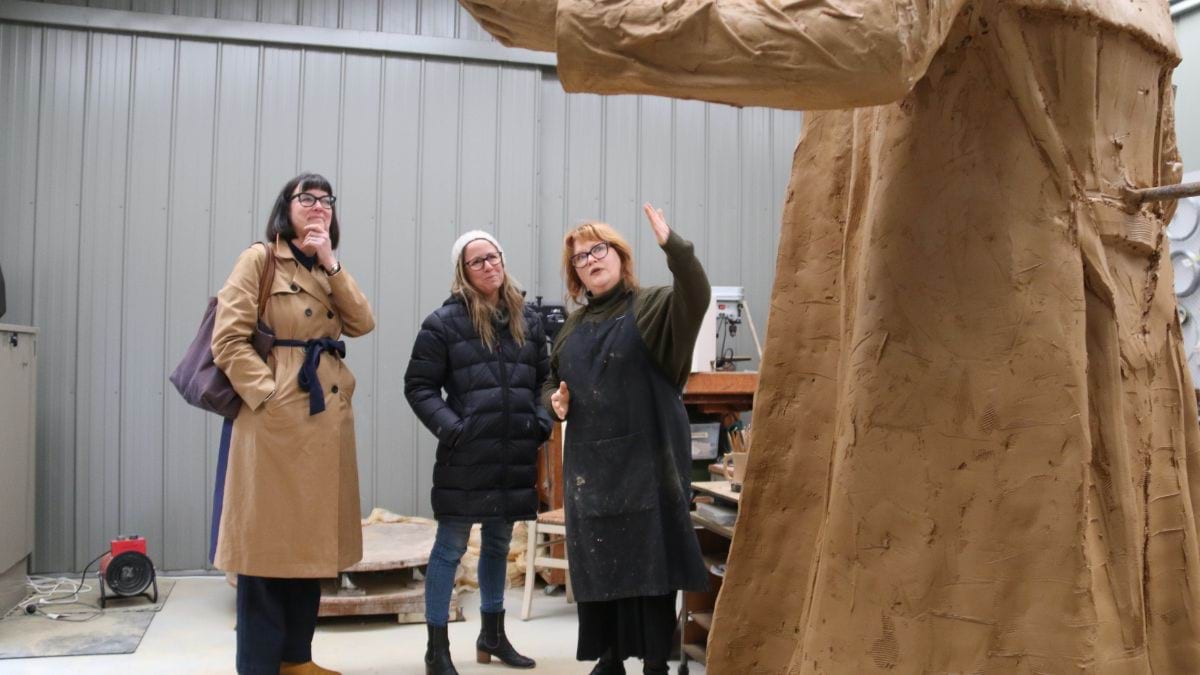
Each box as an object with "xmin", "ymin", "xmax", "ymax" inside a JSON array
[
  {"xmin": 425, "ymin": 624, "xmax": 459, "ymax": 675},
  {"xmin": 589, "ymin": 651, "xmax": 626, "ymax": 675},
  {"xmin": 475, "ymin": 609, "xmax": 536, "ymax": 668},
  {"xmin": 643, "ymin": 659, "xmax": 669, "ymax": 675}
]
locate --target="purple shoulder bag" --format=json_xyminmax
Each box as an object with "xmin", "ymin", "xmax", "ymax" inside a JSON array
[{"xmin": 169, "ymin": 242, "xmax": 277, "ymax": 418}]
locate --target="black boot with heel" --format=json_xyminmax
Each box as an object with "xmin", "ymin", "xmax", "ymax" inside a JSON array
[
  {"xmin": 425, "ymin": 624, "xmax": 459, "ymax": 675},
  {"xmin": 475, "ymin": 609, "xmax": 535, "ymax": 668}
]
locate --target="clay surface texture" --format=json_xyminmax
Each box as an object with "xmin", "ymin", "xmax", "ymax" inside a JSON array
[{"xmin": 460, "ymin": 0, "xmax": 1200, "ymax": 670}]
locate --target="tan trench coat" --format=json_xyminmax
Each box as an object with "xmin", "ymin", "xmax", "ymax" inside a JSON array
[
  {"xmin": 211, "ymin": 240, "xmax": 374, "ymax": 578},
  {"xmin": 471, "ymin": 0, "xmax": 1200, "ymax": 671}
]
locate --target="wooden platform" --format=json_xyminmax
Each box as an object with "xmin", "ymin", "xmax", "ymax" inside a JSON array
[
  {"xmin": 318, "ymin": 569, "xmax": 463, "ymax": 624},
  {"xmin": 344, "ymin": 521, "xmax": 438, "ymax": 573},
  {"xmin": 317, "ymin": 520, "xmax": 463, "ymax": 623}
]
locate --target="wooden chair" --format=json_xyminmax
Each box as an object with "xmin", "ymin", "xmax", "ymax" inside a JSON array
[{"xmin": 521, "ymin": 507, "xmax": 572, "ymax": 620}]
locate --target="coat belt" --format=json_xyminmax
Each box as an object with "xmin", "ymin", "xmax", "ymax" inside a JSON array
[{"xmin": 275, "ymin": 337, "xmax": 346, "ymax": 415}]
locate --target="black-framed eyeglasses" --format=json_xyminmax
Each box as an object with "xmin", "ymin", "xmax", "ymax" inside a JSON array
[
  {"xmin": 466, "ymin": 252, "xmax": 504, "ymax": 271},
  {"xmin": 291, "ymin": 192, "xmax": 336, "ymax": 208},
  {"xmin": 570, "ymin": 242, "xmax": 610, "ymax": 268}
]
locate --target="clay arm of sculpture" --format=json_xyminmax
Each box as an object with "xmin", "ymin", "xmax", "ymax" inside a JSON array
[
  {"xmin": 212, "ymin": 246, "xmax": 277, "ymax": 411},
  {"xmin": 326, "ymin": 267, "xmax": 376, "ymax": 338},
  {"xmin": 459, "ymin": 0, "xmax": 967, "ymax": 110},
  {"xmin": 404, "ymin": 313, "xmax": 466, "ymax": 446}
]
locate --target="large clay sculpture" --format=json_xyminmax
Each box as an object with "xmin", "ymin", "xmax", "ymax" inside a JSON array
[{"xmin": 461, "ymin": 0, "xmax": 1200, "ymax": 671}]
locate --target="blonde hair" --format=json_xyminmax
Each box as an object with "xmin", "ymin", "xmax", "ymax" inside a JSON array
[
  {"xmin": 562, "ymin": 222, "xmax": 639, "ymax": 305},
  {"xmin": 451, "ymin": 248, "xmax": 527, "ymax": 351}
]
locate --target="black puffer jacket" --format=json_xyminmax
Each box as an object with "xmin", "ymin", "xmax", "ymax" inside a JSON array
[{"xmin": 404, "ymin": 295, "xmax": 552, "ymax": 522}]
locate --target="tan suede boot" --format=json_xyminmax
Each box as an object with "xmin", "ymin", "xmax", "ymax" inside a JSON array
[{"xmin": 279, "ymin": 661, "xmax": 341, "ymax": 675}]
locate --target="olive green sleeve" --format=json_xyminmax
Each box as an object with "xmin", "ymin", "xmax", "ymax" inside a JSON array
[
  {"xmin": 635, "ymin": 231, "xmax": 711, "ymax": 386},
  {"xmin": 541, "ymin": 311, "xmax": 582, "ymax": 421}
]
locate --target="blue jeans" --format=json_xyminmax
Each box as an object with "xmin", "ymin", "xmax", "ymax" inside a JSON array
[{"xmin": 425, "ymin": 520, "xmax": 513, "ymax": 626}]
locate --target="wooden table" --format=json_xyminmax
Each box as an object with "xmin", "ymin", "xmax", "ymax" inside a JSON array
[{"xmin": 683, "ymin": 372, "xmax": 757, "ymax": 417}]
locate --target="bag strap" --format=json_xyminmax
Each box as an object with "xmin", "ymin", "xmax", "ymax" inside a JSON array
[{"xmin": 255, "ymin": 241, "xmax": 277, "ymax": 320}]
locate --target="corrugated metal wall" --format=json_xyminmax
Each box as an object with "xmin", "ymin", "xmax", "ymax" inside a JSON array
[
  {"xmin": 26, "ymin": 0, "xmax": 503, "ymax": 39},
  {"xmin": 0, "ymin": 4, "xmax": 801, "ymax": 573},
  {"xmin": 1175, "ymin": 10, "xmax": 1199, "ymax": 166}
]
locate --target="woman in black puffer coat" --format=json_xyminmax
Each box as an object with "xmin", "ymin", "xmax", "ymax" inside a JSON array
[{"xmin": 405, "ymin": 230, "xmax": 551, "ymax": 675}]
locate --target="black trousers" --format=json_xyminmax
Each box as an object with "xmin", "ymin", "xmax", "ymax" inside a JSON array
[{"xmin": 236, "ymin": 575, "xmax": 321, "ymax": 674}]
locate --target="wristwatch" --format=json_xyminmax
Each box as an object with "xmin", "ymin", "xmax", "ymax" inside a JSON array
[{"xmin": 325, "ymin": 261, "xmax": 342, "ymax": 276}]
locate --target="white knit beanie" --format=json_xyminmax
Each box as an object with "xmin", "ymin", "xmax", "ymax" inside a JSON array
[{"xmin": 451, "ymin": 230, "xmax": 504, "ymax": 270}]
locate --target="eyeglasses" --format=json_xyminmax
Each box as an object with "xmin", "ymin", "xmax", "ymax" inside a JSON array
[
  {"xmin": 570, "ymin": 242, "xmax": 610, "ymax": 268},
  {"xmin": 291, "ymin": 192, "xmax": 337, "ymax": 208},
  {"xmin": 466, "ymin": 252, "xmax": 504, "ymax": 271}
]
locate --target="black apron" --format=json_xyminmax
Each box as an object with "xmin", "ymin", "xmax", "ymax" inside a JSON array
[{"xmin": 558, "ymin": 293, "xmax": 708, "ymax": 602}]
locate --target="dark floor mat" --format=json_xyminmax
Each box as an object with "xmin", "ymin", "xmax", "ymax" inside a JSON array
[{"xmin": 0, "ymin": 578, "xmax": 174, "ymax": 659}]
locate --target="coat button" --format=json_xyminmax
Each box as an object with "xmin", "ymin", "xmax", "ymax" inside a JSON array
[
  {"xmin": 331, "ymin": 385, "xmax": 340, "ymax": 394},
  {"xmin": 305, "ymin": 308, "xmax": 313, "ymax": 317},
  {"xmin": 290, "ymin": 283, "xmax": 299, "ymax": 292},
  {"xmin": 327, "ymin": 310, "xmax": 334, "ymax": 319}
]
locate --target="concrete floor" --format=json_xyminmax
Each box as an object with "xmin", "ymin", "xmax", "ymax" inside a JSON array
[{"xmin": 0, "ymin": 577, "xmax": 707, "ymax": 675}]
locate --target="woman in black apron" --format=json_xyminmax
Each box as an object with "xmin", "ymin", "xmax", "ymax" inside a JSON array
[{"xmin": 544, "ymin": 204, "xmax": 710, "ymax": 675}]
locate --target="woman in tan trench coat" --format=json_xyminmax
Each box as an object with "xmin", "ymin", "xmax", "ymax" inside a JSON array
[
  {"xmin": 212, "ymin": 172, "xmax": 374, "ymax": 675},
  {"xmin": 461, "ymin": 1, "xmax": 1200, "ymax": 673}
]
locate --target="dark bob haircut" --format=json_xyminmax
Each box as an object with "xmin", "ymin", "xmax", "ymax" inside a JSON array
[{"xmin": 264, "ymin": 172, "xmax": 340, "ymax": 249}]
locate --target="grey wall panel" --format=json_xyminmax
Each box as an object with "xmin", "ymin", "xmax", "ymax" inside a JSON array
[
  {"xmin": 216, "ymin": 0, "xmax": 258, "ymax": 21},
  {"xmin": 2, "ymin": 18, "xmax": 799, "ymax": 571},
  {"xmin": 739, "ymin": 108, "xmax": 773, "ymax": 370},
  {"xmin": 205, "ymin": 42, "xmax": 261, "ymax": 552},
  {"xmin": 176, "ymin": 0, "xmax": 218, "ymax": 18},
  {"xmin": 637, "ymin": 96, "xmax": 673, "ymax": 288},
  {"xmin": 374, "ymin": 56, "xmax": 423, "ymax": 517},
  {"xmin": 73, "ymin": 31, "xmax": 131, "ymax": 569},
  {"xmin": 536, "ymin": 73, "xmax": 566, "ymax": 302},
  {"xmin": 162, "ymin": 39, "xmax": 219, "ymax": 570},
  {"xmin": 131, "ymin": 0, "xmax": 174, "ymax": 13},
  {"xmin": 495, "ymin": 66, "xmax": 538, "ymax": 296},
  {"xmin": 564, "ymin": 94, "xmax": 603, "ymax": 230},
  {"xmin": 458, "ymin": 2, "xmax": 496, "ymax": 42},
  {"xmin": 340, "ymin": 0, "xmax": 377, "ymax": 31},
  {"xmin": 256, "ymin": 47, "xmax": 301, "ymax": 216},
  {"xmin": 418, "ymin": 0, "xmax": 456, "ymax": 39},
  {"xmin": 338, "ymin": 52, "xmax": 383, "ymax": 514},
  {"xmin": 301, "ymin": 0, "xmax": 338, "ymax": 29},
  {"xmin": 32, "ymin": 28, "xmax": 88, "ymax": 573},
  {"xmin": 380, "ymin": 1, "xmax": 417, "ymax": 35},
  {"xmin": 299, "ymin": 50, "xmax": 342, "ymax": 176},
  {"xmin": 460, "ymin": 63, "xmax": 500, "ymax": 232},
  {"xmin": 1177, "ymin": 15, "xmax": 1199, "ymax": 168},
  {"xmin": 415, "ymin": 59, "xmax": 461, "ymax": 519},
  {"xmin": 259, "ymin": 0, "xmax": 296, "ymax": 24},
  {"xmin": 600, "ymin": 96, "xmax": 638, "ymax": 264},
  {"xmin": 673, "ymin": 99, "xmax": 708, "ymax": 279},
  {"xmin": 31, "ymin": 0, "xmax": 497, "ymax": 42},
  {"xmin": 120, "ymin": 35, "xmax": 175, "ymax": 567},
  {"xmin": 0, "ymin": 24, "xmax": 42, "ymax": 328},
  {"xmin": 705, "ymin": 105, "xmax": 742, "ymax": 291}
]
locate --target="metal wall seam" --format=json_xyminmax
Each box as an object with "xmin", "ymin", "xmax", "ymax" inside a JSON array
[{"xmin": 0, "ymin": 0, "xmax": 556, "ymax": 67}]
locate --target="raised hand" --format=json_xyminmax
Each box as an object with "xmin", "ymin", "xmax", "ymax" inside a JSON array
[
  {"xmin": 643, "ymin": 202, "xmax": 670, "ymax": 246},
  {"xmin": 458, "ymin": 0, "xmax": 557, "ymax": 52},
  {"xmin": 551, "ymin": 381, "xmax": 570, "ymax": 420},
  {"xmin": 300, "ymin": 221, "xmax": 336, "ymax": 270}
]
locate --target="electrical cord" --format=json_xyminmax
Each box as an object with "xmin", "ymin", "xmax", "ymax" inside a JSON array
[{"xmin": 8, "ymin": 551, "xmax": 107, "ymax": 622}]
